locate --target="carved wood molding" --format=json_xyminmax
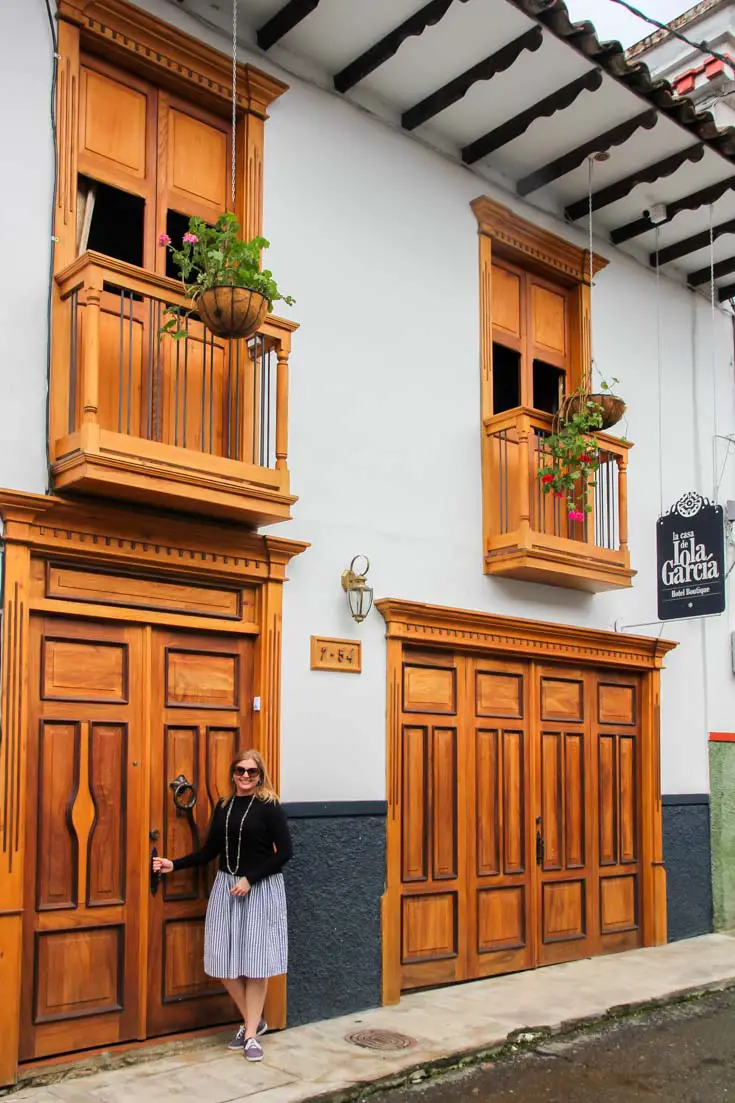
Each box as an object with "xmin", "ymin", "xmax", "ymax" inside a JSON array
[
  {"xmin": 0, "ymin": 490, "xmax": 308, "ymax": 583},
  {"xmin": 471, "ymin": 195, "xmax": 608, "ymax": 285},
  {"xmin": 376, "ymin": 599, "xmax": 676, "ymax": 669},
  {"xmin": 57, "ymin": 0, "xmax": 288, "ymax": 117}
]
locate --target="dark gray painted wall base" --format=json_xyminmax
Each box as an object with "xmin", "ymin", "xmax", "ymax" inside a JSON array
[
  {"xmin": 662, "ymin": 797, "xmax": 713, "ymax": 942},
  {"xmin": 283, "ymin": 806, "xmax": 385, "ymax": 1027}
]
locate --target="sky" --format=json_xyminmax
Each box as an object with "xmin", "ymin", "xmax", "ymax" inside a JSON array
[{"xmin": 563, "ymin": 0, "xmax": 695, "ymax": 48}]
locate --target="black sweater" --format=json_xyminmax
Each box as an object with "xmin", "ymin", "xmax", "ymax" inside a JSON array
[{"xmin": 171, "ymin": 795, "xmax": 293, "ymax": 883}]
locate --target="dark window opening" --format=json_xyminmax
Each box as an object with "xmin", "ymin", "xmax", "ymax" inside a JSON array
[
  {"xmin": 533, "ymin": 359, "xmax": 565, "ymax": 415},
  {"xmin": 492, "ymin": 343, "xmax": 521, "ymax": 413},
  {"xmin": 83, "ymin": 177, "xmax": 144, "ymax": 268},
  {"xmin": 165, "ymin": 209, "xmax": 193, "ymax": 281}
]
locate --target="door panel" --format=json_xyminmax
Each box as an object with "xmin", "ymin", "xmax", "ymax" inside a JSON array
[
  {"xmin": 466, "ymin": 658, "xmax": 533, "ymax": 979},
  {"xmin": 536, "ymin": 668, "xmax": 595, "ymax": 966},
  {"xmin": 595, "ymin": 672, "xmax": 642, "ymax": 954},
  {"xmin": 398, "ymin": 655, "xmax": 466, "ymax": 991},
  {"xmin": 21, "ymin": 617, "xmax": 142, "ymax": 1061},
  {"xmin": 146, "ymin": 629, "xmax": 254, "ymax": 1036}
]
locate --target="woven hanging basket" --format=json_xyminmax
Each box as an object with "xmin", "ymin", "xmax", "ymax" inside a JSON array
[
  {"xmin": 196, "ymin": 285, "xmax": 269, "ymax": 340},
  {"xmin": 562, "ymin": 392, "xmax": 626, "ymax": 431}
]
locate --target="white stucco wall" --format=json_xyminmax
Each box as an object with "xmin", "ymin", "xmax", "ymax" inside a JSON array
[
  {"xmin": 5, "ymin": 0, "xmax": 735, "ymax": 802},
  {"xmin": 0, "ymin": 0, "xmax": 54, "ymax": 493}
]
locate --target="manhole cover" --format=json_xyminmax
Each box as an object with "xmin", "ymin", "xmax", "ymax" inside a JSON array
[{"xmin": 345, "ymin": 1029, "xmax": 417, "ymax": 1051}]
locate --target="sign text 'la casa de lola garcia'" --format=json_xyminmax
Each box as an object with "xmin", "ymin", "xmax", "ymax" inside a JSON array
[{"xmin": 657, "ymin": 492, "xmax": 726, "ymax": 621}]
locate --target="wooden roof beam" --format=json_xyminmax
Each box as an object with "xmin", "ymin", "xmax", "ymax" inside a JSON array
[
  {"xmin": 334, "ymin": 0, "xmax": 471, "ymax": 95},
  {"xmin": 649, "ymin": 217, "xmax": 735, "ymax": 266},
  {"xmin": 687, "ymin": 254, "xmax": 735, "ymax": 287},
  {"xmin": 257, "ymin": 0, "xmax": 322, "ymax": 51},
  {"xmin": 717, "ymin": 281, "xmax": 735, "ymax": 302},
  {"xmin": 565, "ymin": 143, "xmax": 704, "ymax": 221},
  {"xmin": 517, "ymin": 110, "xmax": 657, "ymax": 197},
  {"xmin": 402, "ymin": 26, "xmax": 542, "ymax": 132},
  {"xmin": 462, "ymin": 68, "xmax": 602, "ymax": 165},
  {"xmin": 610, "ymin": 175, "xmax": 735, "ymax": 244}
]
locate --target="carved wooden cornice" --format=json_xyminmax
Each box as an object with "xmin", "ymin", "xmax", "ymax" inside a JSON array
[
  {"xmin": 376, "ymin": 599, "xmax": 676, "ymax": 670},
  {"xmin": 471, "ymin": 196, "xmax": 608, "ymax": 285},
  {"xmin": 0, "ymin": 490, "xmax": 308, "ymax": 583},
  {"xmin": 57, "ymin": 0, "xmax": 288, "ymax": 116}
]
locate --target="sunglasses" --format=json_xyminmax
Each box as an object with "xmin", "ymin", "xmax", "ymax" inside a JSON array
[{"xmin": 233, "ymin": 766, "xmax": 260, "ymax": 779}]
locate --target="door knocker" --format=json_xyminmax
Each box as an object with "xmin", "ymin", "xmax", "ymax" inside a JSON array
[{"xmin": 170, "ymin": 773, "xmax": 197, "ymax": 811}]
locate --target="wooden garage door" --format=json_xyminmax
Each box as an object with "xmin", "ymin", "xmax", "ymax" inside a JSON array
[{"xmin": 395, "ymin": 647, "xmax": 642, "ymax": 992}]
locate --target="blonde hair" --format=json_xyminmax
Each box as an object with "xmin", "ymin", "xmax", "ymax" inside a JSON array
[{"xmin": 228, "ymin": 748, "xmax": 278, "ymax": 803}]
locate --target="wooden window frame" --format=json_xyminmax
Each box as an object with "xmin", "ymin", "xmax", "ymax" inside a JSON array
[
  {"xmin": 470, "ymin": 195, "xmax": 608, "ymax": 423},
  {"xmin": 54, "ymin": 0, "xmax": 288, "ymax": 272}
]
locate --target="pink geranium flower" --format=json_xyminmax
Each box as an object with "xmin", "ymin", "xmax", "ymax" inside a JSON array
[
  {"xmin": 183, "ymin": 232, "xmax": 199, "ymax": 244},
  {"xmin": 158, "ymin": 233, "xmax": 171, "ymax": 247},
  {"xmin": 541, "ymin": 474, "xmax": 554, "ymax": 485},
  {"xmin": 568, "ymin": 509, "xmax": 585, "ymax": 522}
]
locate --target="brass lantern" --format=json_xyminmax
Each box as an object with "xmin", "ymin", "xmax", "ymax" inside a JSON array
[{"xmin": 341, "ymin": 555, "xmax": 373, "ymax": 623}]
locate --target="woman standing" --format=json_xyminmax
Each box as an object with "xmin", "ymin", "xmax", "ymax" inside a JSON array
[{"xmin": 152, "ymin": 748, "xmax": 292, "ymax": 1063}]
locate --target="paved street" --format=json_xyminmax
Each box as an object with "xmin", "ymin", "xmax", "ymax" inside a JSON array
[
  {"xmin": 5, "ymin": 934, "xmax": 735, "ymax": 1103},
  {"xmin": 379, "ymin": 988, "xmax": 735, "ymax": 1103}
]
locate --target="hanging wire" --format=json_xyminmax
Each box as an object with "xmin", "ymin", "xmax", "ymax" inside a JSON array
[
  {"xmin": 231, "ymin": 0, "xmax": 238, "ymax": 207},
  {"xmin": 710, "ymin": 202, "xmax": 720, "ymax": 500},
  {"xmin": 655, "ymin": 226, "xmax": 664, "ymax": 517},
  {"xmin": 587, "ymin": 157, "xmax": 595, "ymax": 390}
]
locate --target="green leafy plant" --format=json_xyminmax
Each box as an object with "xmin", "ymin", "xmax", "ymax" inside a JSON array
[
  {"xmin": 159, "ymin": 212, "xmax": 294, "ymax": 339},
  {"xmin": 537, "ymin": 393, "xmax": 603, "ymax": 521}
]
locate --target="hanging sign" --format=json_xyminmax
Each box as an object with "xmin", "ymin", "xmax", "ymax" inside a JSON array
[{"xmin": 657, "ymin": 492, "xmax": 725, "ymax": 620}]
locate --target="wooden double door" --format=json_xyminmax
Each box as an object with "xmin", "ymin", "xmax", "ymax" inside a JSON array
[
  {"xmin": 20, "ymin": 615, "xmax": 255, "ymax": 1061},
  {"xmin": 396, "ymin": 648, "xmax": 642, "ymax": 991}
]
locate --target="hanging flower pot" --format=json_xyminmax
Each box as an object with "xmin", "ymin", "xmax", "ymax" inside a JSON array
[
  {"xmin": 196, "ymin": 285, "xmax": 270, "ymax": 340},
  {"xmin": 158, "ymin": 215, "xmax": 294, "ymax": 343},
  {"xmin": 563, "ymin": 392, "xmax": 626, "ymax": 431}
]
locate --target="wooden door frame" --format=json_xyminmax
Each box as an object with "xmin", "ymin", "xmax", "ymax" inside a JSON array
[
  {"xmin": 377, "ymin": 599, "xmax": 676, "ymax": 1006},
  {"xmin": 0, "ymin": 488, "xmax": 307, "ymax": 1087}
]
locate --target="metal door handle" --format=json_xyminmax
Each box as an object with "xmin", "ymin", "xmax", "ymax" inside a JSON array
[
  {"xmin": 536, "ymin": 829, "xmax": 545, "ymax": 866},
  {"xmin": 151, "ymin": 847, "xmax": 161, "ymax": 896}
]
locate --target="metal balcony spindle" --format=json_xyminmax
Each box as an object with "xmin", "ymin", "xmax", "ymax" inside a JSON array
[
  {"xmin": 174, "ymin": 327, "xmax": 181, "ymax": 448},
  {"xmin": 183, "ymin": 316, "xmax": 189, "ymax": 449},
  {"xmin": 208, "ymin": 330, "xmax": 215, "ymax": 455}
]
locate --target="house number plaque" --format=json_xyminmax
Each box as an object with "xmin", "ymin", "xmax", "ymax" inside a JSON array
[{"xmin": 310, "ymin": 636, "xmax": 362, "ymax": 673}]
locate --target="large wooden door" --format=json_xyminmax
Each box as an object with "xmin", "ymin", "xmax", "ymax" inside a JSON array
[
  {"xmin": 394, "ymin": 647, "xmax": 643, "ymax": 993},
  {"xmin": 146, "ymin": 629, "xmax": 254, "ymax": 1036},
  {"xmin": 21, "ymin": 617, "xmax": 144, "ymax": 1060}
]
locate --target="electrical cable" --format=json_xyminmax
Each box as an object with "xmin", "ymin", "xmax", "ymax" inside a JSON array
[
  {"xmin": 43, "ymin": 0, "xmax": 59, "ymax": 494},
  {"xmin": 607, "ymin": 0, "xmax": 734, "ymax": 71}
]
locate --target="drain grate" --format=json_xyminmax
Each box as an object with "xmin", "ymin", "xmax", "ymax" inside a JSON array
[{"xmin": 345, "ymin": 1029, "xmax": 417, "ymax": 1052}]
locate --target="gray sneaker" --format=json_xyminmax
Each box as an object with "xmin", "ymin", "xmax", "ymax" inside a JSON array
[
  {"xmin": 244, "ymin": 1037, "xmax": 264, "ymax": 1062},
  {"xmin": 227, "ymin": 1021, "xmax": 267, "ymax": 1050}
]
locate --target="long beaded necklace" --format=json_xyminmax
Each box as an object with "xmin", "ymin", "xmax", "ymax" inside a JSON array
[{"xmin": 224, "ymin": 794, "xmax": 255, "ymax": 875}]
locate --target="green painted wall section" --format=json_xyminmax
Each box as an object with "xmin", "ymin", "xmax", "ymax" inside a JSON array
[{"xmin": 709, "ymin": 742, "xmax": 735, "ymax": 930}]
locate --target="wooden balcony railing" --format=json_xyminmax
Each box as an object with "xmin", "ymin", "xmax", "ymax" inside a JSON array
[
  {"xmin": 51, "ymin": 251, "xmax": 298, "ymax": 524},
  {"xmin": 484, "ymin": 408, "xmax": 634, "ymax": 591}
]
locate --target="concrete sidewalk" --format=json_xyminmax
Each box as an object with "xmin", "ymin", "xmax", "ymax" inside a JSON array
[{"xmin": 7, "ymin": 933, "xmax": 735, "ymax": 1103}]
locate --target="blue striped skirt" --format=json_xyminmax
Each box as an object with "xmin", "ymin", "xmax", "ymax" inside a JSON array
[{"xmin": 204, "ymin": 871, "xmax": 288, "ymax": 980}]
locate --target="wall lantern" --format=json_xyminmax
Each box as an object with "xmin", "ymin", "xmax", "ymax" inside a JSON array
[{"xmin": 341, "ymin": 555, "xmax": 373, "ymax": 623}]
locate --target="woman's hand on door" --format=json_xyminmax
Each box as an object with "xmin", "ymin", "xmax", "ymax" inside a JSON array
[
  {"xmin": 152, "ymin": 856, "xmax": 174, "ymax": 874},
  {"xmin": 230, "ymin": 877, "xmax": 251, "ymax": 896}
]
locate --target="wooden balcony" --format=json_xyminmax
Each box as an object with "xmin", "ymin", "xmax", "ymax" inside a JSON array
[
  {"xmin": 484, "ymin": 408, "xmax": 634, "ymax": 592},
  {"xmin": 51, "ymin": 252, "xmax": 298, "ymax": 525}
]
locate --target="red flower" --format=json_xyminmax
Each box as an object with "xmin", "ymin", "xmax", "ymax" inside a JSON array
[
  {"xmin": 553, "ymin": 491, "xmax": 565, "ymax": 498},
  {"xmin": 568, "ymin": 509, "xmax": 585, "ymax": 522},
  {"xmin": 541, "ymin": 474, "xmax": 554, "ymax": 484},
  {"xmin": 579, "ymin": 453, "xmax": 593, "ymax": 464}
]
